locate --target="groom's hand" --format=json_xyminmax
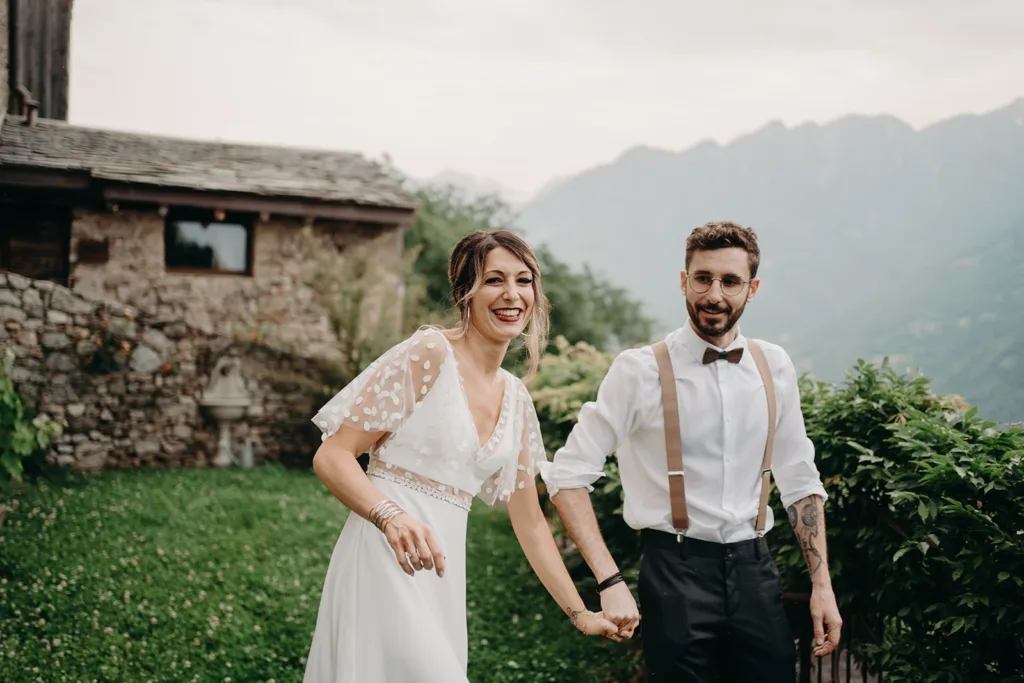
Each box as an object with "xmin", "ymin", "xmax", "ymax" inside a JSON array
[
  {"xmin": 599, "ymin": 582, "xmax": 640, "ymax": 638},
  {"xmin": 810, "ymin": 585, "xmax": 842, "ymax": 657}
]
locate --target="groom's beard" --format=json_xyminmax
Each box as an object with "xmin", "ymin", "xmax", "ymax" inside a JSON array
[{"xmin": 686, "ymin": 299, "xmax": 745, "ymax": 339}]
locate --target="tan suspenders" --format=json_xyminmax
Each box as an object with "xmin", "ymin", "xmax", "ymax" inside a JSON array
[{"xmin": 651, "ymin": 339, "xmax": 778, "ymax": 538}]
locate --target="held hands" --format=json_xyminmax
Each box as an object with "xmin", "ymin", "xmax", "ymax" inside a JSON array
[
  {"xmin": 599, "ymin": 580, "xmax": 641, "ymax": 639},
  {"xmin": 369, "ymin": 499, "xmax": 445, "ymax": 578},
  {"xmin": 567, "ymin": 608, "xmax": 621, "ymax": 640},
  {"xmin": 810, "ymin": 584, "xmax": 843, "ymax": 657}
]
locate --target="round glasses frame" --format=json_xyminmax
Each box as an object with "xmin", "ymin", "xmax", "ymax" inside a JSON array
[{"xmin": 686, "ymin": 274, "xmax": 751, "ymax": 297}]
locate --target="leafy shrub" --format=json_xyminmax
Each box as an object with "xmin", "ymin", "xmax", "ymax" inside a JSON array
[
  {"xmin": 530, "ymin": 337, "xmax": 615, "ymax": 454},
  {"xmin": 773, "ymin": 362, "xmax": 1024, "ymax": 682},
  {"xmin": 531, "ymin": 342, "xmax": 1024, "ymax": 682},
  {"xmin": 0, "ymin": 347, "xmax": 65, "ymax": 487},
  {"xmin": 300, "ymin": 228, "xmax": 436, "ymax": 389},
  {"xmin": 528, "ymin": 339, "xmax": 641, "ymax": 591}
]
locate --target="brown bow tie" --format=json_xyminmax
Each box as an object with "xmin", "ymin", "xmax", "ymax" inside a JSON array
[{"xmin": 702, "ymin": 347, "xmax": 743, "ymax": 364}]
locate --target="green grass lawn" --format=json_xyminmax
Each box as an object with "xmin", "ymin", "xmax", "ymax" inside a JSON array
[{"xmin": 0, "ymin": 466, "xmax": 641, "ymax": 682}]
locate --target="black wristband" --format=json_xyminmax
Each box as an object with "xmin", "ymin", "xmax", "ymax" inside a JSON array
[{"xmin": 597, "ymin": 572, "xmax": 624, "ymax": 593}]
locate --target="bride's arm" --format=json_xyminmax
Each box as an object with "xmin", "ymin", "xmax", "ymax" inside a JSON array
[
  {"xmin": 506, "ymin": 465, "xmax": 619, "ymax": 639},
  {"xmin": 313, "ymin": 428, "xmax": 446, "ymax": 577},
  {"xmin": 311, "ymin": 328, "xmax": 449, "ymax": 577},
  {"xmin": 312, "ymin": 428, "xmax": 388, "ymax": 522}
]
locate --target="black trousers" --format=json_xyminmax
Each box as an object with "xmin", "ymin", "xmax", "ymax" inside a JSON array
[{"xmin": 638, "ymin": 529, "xmax": 795, "ymax": 683}]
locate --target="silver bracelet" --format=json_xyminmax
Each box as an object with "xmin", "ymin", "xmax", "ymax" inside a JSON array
[
  {"xmin": 376, "ymin": 506, "xmax": 403, "ymax": 532},
  {"xmin": 368, "ymin": 499, "xmax": 395, "ymax": 527},
  {"xmin": 368, "ymin": 499, "xmax": 404, "ymax": 533},
  {"xmin": 367, "ymin": 499, "xmax": 391, "ymax": 520}
]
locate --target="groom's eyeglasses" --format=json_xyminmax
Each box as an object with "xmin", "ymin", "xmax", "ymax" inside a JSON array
[{"xmin": 687, "ymin": 273, "xmax": 749, "ymax": 297}]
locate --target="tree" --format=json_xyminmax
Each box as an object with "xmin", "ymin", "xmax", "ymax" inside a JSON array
[{"xmin": 404, "ymin": 184, "xmax": 655, "ymax": 354}]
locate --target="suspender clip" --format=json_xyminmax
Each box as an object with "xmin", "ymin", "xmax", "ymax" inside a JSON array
[{"xmin": 667, "ymin": 470, "xmax": 685, "ymax": 477}]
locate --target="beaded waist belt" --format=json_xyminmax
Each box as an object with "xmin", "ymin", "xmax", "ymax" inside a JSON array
[{"xmin": 367, "ymin": 457, "xmax": 473, "ymax": 512}]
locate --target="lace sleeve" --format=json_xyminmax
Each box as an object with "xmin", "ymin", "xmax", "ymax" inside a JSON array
[
  {"xmin": 311, "ymin": 328, "xmax": 447, "ymax": 441},
  {"xmin": 478, "ymin": 379, "xmax": 550, "ymax": 506}
]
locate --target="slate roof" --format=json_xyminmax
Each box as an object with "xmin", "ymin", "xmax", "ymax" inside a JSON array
[{"xmin": 0, "ymin": 116, "xmax": 416, "ymax": 210}]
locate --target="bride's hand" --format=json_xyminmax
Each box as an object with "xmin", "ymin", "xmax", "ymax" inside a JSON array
[
  {"xmin": 383, "ymin": 512, "xmax": 446, "ymax": 578},
  {"xmin": 569, "ymin": 608, "xmax": 622, "ymax": 641}
]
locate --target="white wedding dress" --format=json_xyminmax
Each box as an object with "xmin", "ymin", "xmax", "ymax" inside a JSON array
[{"xmin": 302, "ymin": 327, "xmax": 548, "ymax": 682}]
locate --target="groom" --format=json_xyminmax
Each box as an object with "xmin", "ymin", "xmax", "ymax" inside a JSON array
[{"xmin": 542, "ymin": 222, "xmax": 842, "ymax": 681}]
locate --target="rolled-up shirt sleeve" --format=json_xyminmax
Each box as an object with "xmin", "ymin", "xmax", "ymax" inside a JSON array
[
  {"xmin": 769, "ymin": 347, "xmax": 828, "ymax": 510},
  {"xmin": 539, "ymin": 350, "xmax": 648, "ymax": 496}
]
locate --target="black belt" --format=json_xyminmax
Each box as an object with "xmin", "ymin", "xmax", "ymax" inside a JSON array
[{"xmin": 641, "ymin": 528, "xmax": 769, "ymax": 560}]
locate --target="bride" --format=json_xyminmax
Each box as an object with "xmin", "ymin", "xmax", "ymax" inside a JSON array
[{"xmin": 302, "ymin": 230, "xmax": 620, "ymax": 682}]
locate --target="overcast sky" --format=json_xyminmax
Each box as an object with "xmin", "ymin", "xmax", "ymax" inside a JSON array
[{"xmin": 68, "ymin": 0, "xmax": 1024, "ymax": 199}]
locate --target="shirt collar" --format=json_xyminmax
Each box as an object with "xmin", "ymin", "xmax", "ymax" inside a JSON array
[{"xmin": 669, "ymin": 319, "xmax": 747, "ymax": 362}]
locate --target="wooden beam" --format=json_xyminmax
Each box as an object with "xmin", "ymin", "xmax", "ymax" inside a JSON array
[
  {"xmin": 0, "ymin": 165, "xmax": 417, "ymax": 227},
  {"xmin": 0, "ymin": 165, "xmax": 91, "ymax": 189},
  {"xmin": 101, "ymin": 184, "xmax": 416, "ymax": 227}
]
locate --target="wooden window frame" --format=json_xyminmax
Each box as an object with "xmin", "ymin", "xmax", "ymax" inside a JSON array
[{"xmin": 163, "ymin": 208, "xmax": 256, "ymax": 277}]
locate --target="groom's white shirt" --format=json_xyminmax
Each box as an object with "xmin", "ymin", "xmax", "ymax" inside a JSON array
[{"xmin": 541, "ymin": 323, "xmax": 828, "ymax": 544}]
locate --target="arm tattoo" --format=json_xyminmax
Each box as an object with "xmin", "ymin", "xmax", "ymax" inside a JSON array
[
  {"xmin": 787, "ymin": 496, "xmax": 825, "ymax": 578},
  {"xmin": 566, "ymin": 607, "xmax": 584, "ymax": 627}
]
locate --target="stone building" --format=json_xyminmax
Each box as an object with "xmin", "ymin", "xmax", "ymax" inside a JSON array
[
  {"xmin": 0, "ymin": 0, "xmax": 419, "ymax": 469},
  {"xmin": 0, "ymin": 118, "xmax": 416, "ymax": 359}
]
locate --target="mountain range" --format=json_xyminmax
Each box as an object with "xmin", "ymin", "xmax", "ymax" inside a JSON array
[{"xmin": 511, "ymin": 97, "xmax": 1024, "ymax": 424}]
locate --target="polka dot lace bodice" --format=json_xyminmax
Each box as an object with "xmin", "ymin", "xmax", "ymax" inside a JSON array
[{"xmin": 311, "ymin": 327, "xmax": 548, "ymax": 506}]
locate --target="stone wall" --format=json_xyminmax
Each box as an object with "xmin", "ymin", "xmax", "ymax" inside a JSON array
[
  {"xmin": 1, "ymin": 271, "xmax": 334, "ymax": 470},
  {"xmin": 69, "ymin": 209, "xmax": 405, "ymax": 362}
]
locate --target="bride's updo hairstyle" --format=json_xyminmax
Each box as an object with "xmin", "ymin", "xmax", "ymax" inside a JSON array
[{"xmin": 447, "ymin": 230, "xmax": 550, "ymax": 379}]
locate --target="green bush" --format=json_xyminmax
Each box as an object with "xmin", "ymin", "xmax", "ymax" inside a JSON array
[
  {"xmin": 773, "ymin": 362, "xmax": 1024, "ymax": 682},
  {"xmin": 0, "ymin": 347, "xmax": 64, "ymax": 486},
  {"xmin": 528, "ymin": 339, "xmax": 641, "ymax": 591},
  {"xmin": 530, "ymin": 342, "xmax": 1024, "ymax": 682}
]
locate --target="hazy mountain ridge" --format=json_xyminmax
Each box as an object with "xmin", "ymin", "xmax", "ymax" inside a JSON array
[
  {"xmin": 788, "ymin": 221, "xmax": 1023, "ymax": 424},
  {"xmin": 515, "ymin": 97, "xmax": 1024, "ymax": 421}
]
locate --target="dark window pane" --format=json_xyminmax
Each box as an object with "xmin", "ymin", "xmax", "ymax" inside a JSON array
[
  {"xmin": 0, "ymin": 204, "xmax": 71, "ymax": 285},
  {"xmin": 165, "ymin": 220, "xmax": 250, "ymax": 273}
]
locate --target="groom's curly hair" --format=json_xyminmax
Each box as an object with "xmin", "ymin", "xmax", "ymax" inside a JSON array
[{"xmin": 685, "ymin": 221, "xmax": 761, "ymax": 279}]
